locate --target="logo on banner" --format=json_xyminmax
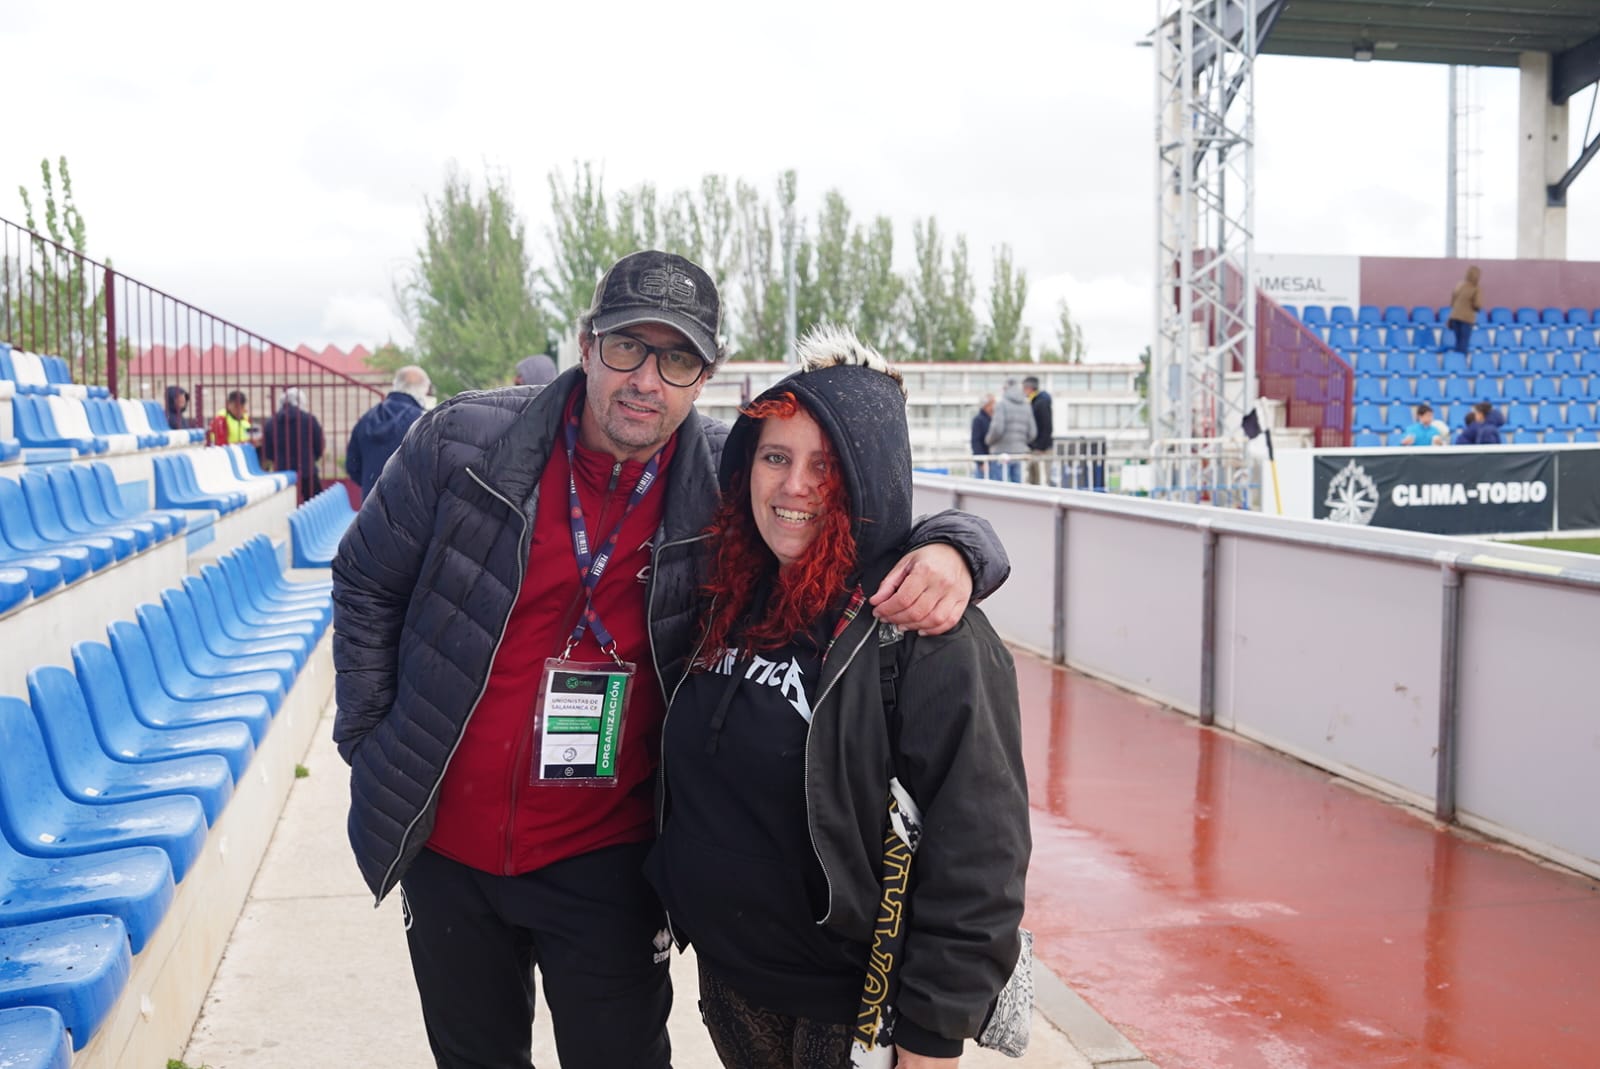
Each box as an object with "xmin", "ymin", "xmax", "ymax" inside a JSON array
[{"xmin": 1323, "ymin": 460, "xmax": 1380, "ymax": 525}]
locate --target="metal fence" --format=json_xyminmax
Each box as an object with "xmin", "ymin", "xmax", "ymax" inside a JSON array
[{"xmin": 2, "ymin": 215, "xmax": 383, "ymax": 500}]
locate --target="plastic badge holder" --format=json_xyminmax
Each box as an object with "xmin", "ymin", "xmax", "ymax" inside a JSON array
[{"xmin": 529, "ymin": 658, "xmax": 634, "ymax": 787}]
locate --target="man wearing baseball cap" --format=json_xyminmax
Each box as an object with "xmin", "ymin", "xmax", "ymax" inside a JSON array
[{"xmin": 331, "ymin": 250, "xmax": 1010, "ymax": 1069}]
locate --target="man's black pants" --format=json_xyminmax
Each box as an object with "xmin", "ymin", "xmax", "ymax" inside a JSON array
[{"xmin": 400, "ymin": 843, "xmax": 672, "ymax": 1069}]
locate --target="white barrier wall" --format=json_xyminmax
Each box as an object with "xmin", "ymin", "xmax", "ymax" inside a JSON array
[{"xmin": 916, "ymin": 473, "xmax": 1600, "ymax": 878}]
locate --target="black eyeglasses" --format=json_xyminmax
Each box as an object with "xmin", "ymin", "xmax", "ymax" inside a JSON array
[{"xmin": 597, "ymin": 331, "xmax": 707, "ymax": 388}]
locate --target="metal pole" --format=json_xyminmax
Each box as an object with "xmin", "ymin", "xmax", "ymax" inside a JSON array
[
  {"xmin": 1199, "ymin": 523, "xmax": 1218, "ymax": 725},
  {"xmin": 1447, "ymin": 66, "xmax": 1459, "ymax": 258},
  {"xmin": 1053, "ymin": 504, "xmax": 1069, "ymax": 665},
  {"xmin": 104, "ymin": 267, "xmax": 118, "ymax": 399},
  {"xmin": 1435, "ymin": 563, "xmax": 1462, "ymax": 822}
]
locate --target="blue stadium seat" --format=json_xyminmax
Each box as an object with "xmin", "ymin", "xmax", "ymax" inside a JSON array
[
  {"xmin": 1353, "ymin": 431, "xmax": 1382, "ymax": 447},
  {"xmin": 1531, "ymin": 378, "xmax": 1559, "ymax": 401},
  {"xmin": 10, "ymin": 396, "xmax": 102, "ymax": 455},
  {"xmin": 1329, "ymin": 306, "xmax": 1355, "ymax": 325},
  {"xmin": 1542, "ymin": 307, "xmax": 1565, "ymax": 325},
  {"xmin": 1468, "ymin": 327, "xmax": 1491, "ymax": 349},
  {"xmin": 1574, "ymin": 328, "xmax": 1600, "ymax": 351},
  {"xmin": 1357, "ymin": 305, "xmax": 1381, "ymax": 325},
  {"xmin": 218, "ymin": 551, "xmax": 330, "ymax": 625},
  {"xmin": 1387, "ymin": 376, "xmax": 1419, "ymax": 401},
  {"xmin": 1436, "ymin": 305, "xmax": 1453, "ymax": 323},
  {"xmin": 67, "ymin": 466, "xmax": 183, "ymax": 542},
  {"xmin": 1411, "ymin": 323, "xmax": 1439, "ymax": 349},
  {"xmin": 1513, "ymin": 307, "xmax": 1538, "ymax": 326},
  {"xmin": 1488, "ymin": 307, "xmax": 1513, "ymax": 326},
  {"xmin": 0, "ymin": 566, "xmax": 31, "ymax": 615},
  {"xmin": 18, "ymin": 474, "xmax": 136, "ymax": 560},
  {"xmin": 1567, "ymin": 308, "xmax": 1593, "ymax": 325},
  {"xmin": 1413, "ymin": 351, "xmax": 1443, "ymax": 375},
  {"xmin": 1488, "ymin": 326, "xmax": 1521, "ymax": 349},
  {"xmin": 1300, "ymin": 305, "xmax": 1327, "ymax": 326},
  {"xmin": 1561, "ymin": 376, "xmax": 1591, "ymax": 401},
  {"xmin": 1551, "ymin": 351, "xmax": 1581, "ymax": 375},
  {"xmin": 1414, "ymin": 379, "xmax": 1445, "ymax": 404},
  {"xmin": 1354, "ymin": 352, "xmax": 1386, "ymax": 375},
  {"xmin": 244, "ymin": 535, "xmax": 332, "ymax": 597},
  {"xmin": 152, "ymin": 455, "xmax": 244, "ymax": 513},
  {"xmin": 0, "ymin": 697, "xmax": 207, "ymax": 881},
  {"xmin": 26, "ymin": 667, "xmax": 234, "ymax": 825},
  {"xmin": 1354, "ymin": 402, "xmax": 1384, "ymax": 428},
  {"xmin": 39, "ymin": 469, "xmax": 158, "ymax": 552},
  {"xmin": 137, "ymin": 600, "xmax": 296, "ymax": 695},
  {"xmin": 1568, "ymin": 403, "xmax": 1597, "ymax": 429},
  {"xmin": 90, "ymin": 465, "xmax": 186, "ymax": 536},
  {"xmin": 1382, "ymin": 305, "xmax": 1408, "ymax": 326},
  {"xmin": 180, "ymin": 574, "xmax": 314, "ymax": 662},
  {"xmin": 1468, "ymin": 352, "xmax": 1501, "ymax": 376},
  {"xmin": 289, "ymin": 487, "xmax": 359, "ymax": 568},
  {"xmin": 0, "ymin": 1005, "xmax": 74, "ymax": 1069},
  {"xmin": 1444, "ymin": 377, "xmax": 1479, "ymax": 403},
  {"xmin": 1525, "ymin": 351, "xmax": 1555, "ymax": 375},
  {"xmin": 1384, "ymin": 324, "xmax": 1416, "ymax": 351},
  {"xmin": 1502, "ymin": 378, "xmax": 1534, "ymax": 403},
  {"xmin": 120, "ymin": 608, "xmax": 287, "ymax": 714},
  {"xmin": 1326, "ymin": 326, "xmax": 1355, "ymax": 351},
  {"xmin": 1508, "ymin": 402, "xmax": 1539, "ymax": 429},
  {"xmin": 0, "ymin": 917, "xmax": 131, "ymax": 1052},
  {"xmin": 1442, "ymin": 351, "xmax": 1470, "ymax": 375},
  {"xmin": 0, "ymin": 478, "xmax": 116, "ymax": 572},
  {"xmin": 1410, "ymin": 306, "xmax": 1437, "ymax": 324},
  {"xmin": 71, "ymin": 640, "xmax": 256, "ymax": 782},
  {"xmin": 200, "ymin": 562, "xmax": 324, "ymax": 641},
  {"xmin": 1575, "ymin": 429, "xmax": 1600, "ymax": 443},
  {"xmin": 104, "ymin": 622, "xmax": 276, "ymax": 744},
  {"xmin": 1355, "ymin": 326, "xmax": 1384, "ymax": 350}
]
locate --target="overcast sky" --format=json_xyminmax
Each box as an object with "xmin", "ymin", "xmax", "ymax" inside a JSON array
[{"xmin": 6, "ymin": 1, "xmax": 1596, "ymax": 364}]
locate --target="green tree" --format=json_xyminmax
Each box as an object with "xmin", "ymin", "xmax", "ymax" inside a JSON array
[
  {"xmin": 731, "ymin": 175, "xmax": 788, "ymax": 360},
  {"xmin": 400, "ymin": 164, "xmax": 551, "ymax": 396},
  {"xmin": 947, "ymin": 235, "xmax": 978, "ymax": 361},
  {"xmin": 10, "ymin": 157, "xmax": 109, "ymax": 382},
  {"xmin": 542, "ymin": 162, "xmax": 616, "ymax": 330},
  {"xmin": 985, "ymin": 244, "xmax": 1030, "ymax": 363},
  {"xmin": 907, "ymin": 217, "xmax": 947, "ymax": 360},
  {"xmin": 1053, "ymin": 298, "xmax": 1086, "ymax": 363},
  {"xmin": 799, "ymin": 190, "xmax": 854, "ymax": 331},
  {"xmin": 851, "ymin": 216, "xmax": 905, "ymax": 358}
]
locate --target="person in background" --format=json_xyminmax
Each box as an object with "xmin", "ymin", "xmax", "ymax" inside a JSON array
[
  {"xmin": 1474, "ymin": 400, "xmax": 1504, "ymax": 444},
  {"xmin": 1454, "ymin": 408, "xmax": 1480, "ymax": 446},
  {"xmin": 207, "ymin": 389, "xmax": 252, "ymax": 447},
  {"xmin": 970, "ymin": 394, "xmax": 995, "ymax": 479},
  {"xmin": 164, "ymin": 385, "xmax": 195, "ymax": 430},
  {"xmin": 984, "ymin": 379, "xmax": 1036, "ymax": 483},
  {"xmin": 1023, "ymin": 374, "xmax": 1054, "ymax": 485},
  {"xmin": 646, "ymin": 326, "xmax": 1028, "ymax": 1069},
  {"xmin": 515, "ymin": 354, "xmax": 558, "ymax": 387},
  {"xmin": 261, "ymin": 387, "xmax": 326, "ymax": 504},
  {"xmin": 1400, "ymin": 402, "xmax": 1448, "ymax": 447},
  {"xmin": 345, "ymin": 365, "xmax": 431, "ymax": 501},
  {"xmin": 1444, "ymin": 265, "xmax": 1482, "ymax": 354}
]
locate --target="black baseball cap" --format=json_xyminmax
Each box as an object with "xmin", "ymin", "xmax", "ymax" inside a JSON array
[{"xmin": 587, "ymin": 250, "xmax": 721, "ymax": 367}]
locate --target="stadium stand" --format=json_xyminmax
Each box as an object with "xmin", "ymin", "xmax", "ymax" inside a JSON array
[
  {"xmin": 288, "ymin": 485, "xmax": 358, "ymax": 567},
  {"xmin": 1284, "ymin": 303, "xmax": 1600, "ymax": 441}
]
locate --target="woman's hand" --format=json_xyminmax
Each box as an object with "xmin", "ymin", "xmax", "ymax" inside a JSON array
[
  {"xmin": 869, "ymin": 543, "xmax": 972, "ymax": 635},
  {"xmin": 896, "ymin": 1052, "xmax": 960, "ymax": 1068}
]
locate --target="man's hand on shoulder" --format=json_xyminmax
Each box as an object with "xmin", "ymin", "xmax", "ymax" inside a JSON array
[{"xmin": 870, "ymin": 543, "xmax": 971, "ymax": 636}]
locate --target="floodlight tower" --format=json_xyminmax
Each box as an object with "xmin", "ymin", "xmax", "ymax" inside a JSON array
[{"xmin": 1153, "ymin": 0, "xmax": 1258, "ymax": 450}]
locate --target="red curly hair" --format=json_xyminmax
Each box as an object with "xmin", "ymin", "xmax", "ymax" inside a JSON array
[{"xmin": 697, "ymin": 393, "xmax": 858, "ymax": 663}]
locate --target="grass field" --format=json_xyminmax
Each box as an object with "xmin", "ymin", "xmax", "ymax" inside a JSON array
[{"xmin": 1506, "ymin": 537, "xmax": 1600, "ymax": 556}]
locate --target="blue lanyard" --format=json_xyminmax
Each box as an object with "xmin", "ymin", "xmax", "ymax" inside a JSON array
[{"xmin": 561, "ymin": 394, "xmax": 662, "ymax": 659}]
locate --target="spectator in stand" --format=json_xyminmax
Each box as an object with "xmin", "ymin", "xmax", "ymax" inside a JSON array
[
  {"xmin": 514, "ymin": 354, "xmax": 558, "ymax": 387},
  {"xmin": 207, "ymin": 389, "xmax": 252, "ymax": 447},
  {"xmin": 346, "ymin": 365, "xmax": 431, "ymax": 501},
  {"xmin": 1474, "ymin": 400, "xmax": 1504, "ymax": 444},
  {"xmin": 971, "ymin": 394, "xmax": 995, "ymax": 479},
  {"xmin": 164, "ymin": 385, "xmax": 196, "ymax": 430},
  {"xmin": 1023, "ymin": 374, "xmax": 1054, "ymax": 485},
  {"xmin": 1400, "ymin": 403, "xmax": 1448, "ymax": 447},
  {"xmin": 1444, "ymin": 265, "xmax": 1482, "ymax": 354},
  {"xmin": 1454, "ymin": 408, "xmax": 1480, "ymax": 445},
  {"xmin": 985, "ymin": 379, "xmax": 1036, "ymax": 483},
  {"xmin": 261, "ymin": 387, "xmax": 325, "ymax": 504}
]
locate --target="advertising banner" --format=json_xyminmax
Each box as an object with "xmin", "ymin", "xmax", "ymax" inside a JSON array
[
  {"xmin": 1556, "ymin": 450, "xmax": 1600, "ymax": 531},
  {"xmin": 1254, "ymin": 253, "xmax": 1362, "ymax": 309},
  {"xmin": 1314, "ymin": 451, "xmax": 1556, "ymax": 535}
]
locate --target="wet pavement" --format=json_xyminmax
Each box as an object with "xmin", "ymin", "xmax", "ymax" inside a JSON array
[{"xmin": 1015, "ymin": 651, "xmax": 1600, "ymax": 1068}]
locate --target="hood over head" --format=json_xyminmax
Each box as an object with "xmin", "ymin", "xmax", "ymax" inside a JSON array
[
  {"xmin": 165, "ymin": 384, "xmax": 188, "ymax": 409},
  {"xmin": 721, "ymin": 324, "xmax": 911, "ymax": 572}
]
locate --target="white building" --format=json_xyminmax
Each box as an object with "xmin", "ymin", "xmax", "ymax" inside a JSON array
[{"xmin": 696, "ymin": 361, "xmax": 1147, "ymax": 459}]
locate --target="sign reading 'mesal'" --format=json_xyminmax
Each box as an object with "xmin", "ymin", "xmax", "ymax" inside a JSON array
[{"xmin": 1254, "ymin": 253, "xmax": 1361, "ymax": 309}]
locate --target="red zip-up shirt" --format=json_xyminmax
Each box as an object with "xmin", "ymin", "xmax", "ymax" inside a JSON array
[{"xmin": 427, "ymin": 404, "xmax": 679, "ymax": 875}]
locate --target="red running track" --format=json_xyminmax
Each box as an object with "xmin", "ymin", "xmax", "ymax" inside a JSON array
[{"xmin": 1014, "ymin": 652, "xmax": 1600, "ymax": 1068}]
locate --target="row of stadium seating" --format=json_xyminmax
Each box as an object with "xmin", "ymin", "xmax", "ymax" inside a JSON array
[
  {"xmin": 0, "ymin": 534, "xmax": 331, "ymax": 1055},
  {"xmin": 1353, "ymin": 399, "xmax": 1599, "ymax": 436},
  {"xmin": 1349, "ymin": 349, "xmax": 1597, "ymax": 376},
  {"xmin": 1304, "ymin": 322, "xmax": 1600, "ymax": 352},
  {"xmin": 10, "ymin": 393, "xmax": 202, "ymax": 455},
  {"xmin": 0, "ymin": 346, "xmax": 110, "ymax": 399},
  {"xmin": 1286, "ymin": 304, "xmax": 1600, "ymax": 327},
  {"xmin": 1354, "ymin": 375, "xmax": 1598, "ymax": 404}
]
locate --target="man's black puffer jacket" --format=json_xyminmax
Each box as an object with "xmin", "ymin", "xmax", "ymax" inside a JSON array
[{"xmin": 331, "ymin": 367, "xmax": 1009, "ymax": 903}]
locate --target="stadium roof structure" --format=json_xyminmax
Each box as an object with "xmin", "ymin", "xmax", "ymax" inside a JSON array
[{"xmin": 1257, "ymin": 0, "xmax": 1600, "ymax": 102}]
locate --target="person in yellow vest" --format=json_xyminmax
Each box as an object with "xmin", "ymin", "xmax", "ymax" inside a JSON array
[{"xmin": 208, "ymin": 389, "xmax": 252, "ymax": 447}]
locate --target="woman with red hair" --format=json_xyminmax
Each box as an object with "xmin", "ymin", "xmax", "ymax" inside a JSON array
[{"xmin": 646, "ymin": 326, "xmax": 1031, "ymax": 1069}]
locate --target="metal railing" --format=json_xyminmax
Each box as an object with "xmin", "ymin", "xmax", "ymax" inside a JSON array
[
  {"xmin": 2, "ymin": 216, "xmax": 384, "ymax": 500},
  {"xmin": 1257, "ymin": 291, "xmax": 1353, "ymax": 447}
]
